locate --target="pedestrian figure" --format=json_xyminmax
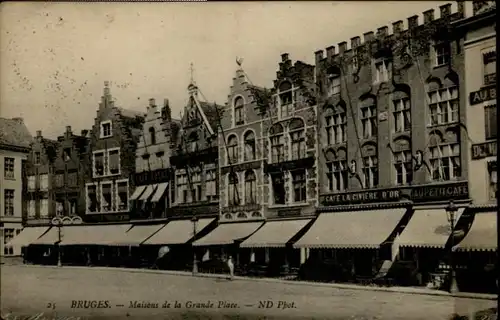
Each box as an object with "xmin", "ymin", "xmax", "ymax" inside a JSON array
[{"xmin": 227, "ymin": 256, "xmax": 234, "ymax": 281}]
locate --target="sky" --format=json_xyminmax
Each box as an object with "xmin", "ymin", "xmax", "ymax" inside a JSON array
[{"xmin": 1, "ymin": 1, "xmax": 452, "ymax": 139}]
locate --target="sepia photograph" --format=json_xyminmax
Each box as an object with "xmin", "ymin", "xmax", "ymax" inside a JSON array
[{"xmin": 0, "ymin": 1, "xmax": 497, "ymax": 319}]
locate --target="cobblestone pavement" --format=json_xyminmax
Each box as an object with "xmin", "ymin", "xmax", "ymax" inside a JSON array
[{"xmin": 1, "ymin": 265, "xmax": 496, "ymax": 320}]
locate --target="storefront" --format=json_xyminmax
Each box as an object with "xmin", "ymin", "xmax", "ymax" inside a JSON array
[
  {"xmin": 130, "ymin": 168, "xmax": 171, "ymax": 220},
  {"xmin": 6, "ymin": 226, "xmax": 50, "ymax": 260}
]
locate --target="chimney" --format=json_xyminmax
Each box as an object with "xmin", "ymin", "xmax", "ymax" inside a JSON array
[
  {"xmin": 423, "ymin": 9, "xmax": 434, "ymax": 23},
  {"xmin": 314, "ymin": 50, "xmax": 324, "ymax": 63},
  {"xmin": 363, "ymin": 31, "xmax": 374, "ymax": 42},
  {"xmin": 103, "ymin": 81, "xmax": 110, "ymax": 96},
  {"xmin": 326, "ymin": 46, "xmax": 336, "ymax": 60},
  {"xmin": 149, "ymin": 98, "xmax": 156, "ymax": 107},
  {"xmin": 338, "ymin": 42, "xmax": 347, "ymax": 54},
  {"xmin": 281, "ymin": 53, "xmax": 289, "ymax": 62},
  {"xmin": 351, "ymin": 37, "xmax": 361, "ymax": 49},
  {"xmin": 36, "ymin": 130, "xmax": 42, "ymax": 137},
  {"xmin": 66, "ymin": 126, "xmax": 71, "ymax": 133},
  {"xmin": 440, "ymin": 4, "xmax": 451, "ymax": 18},
  {"xmin": 408, "ymin": 15, "xmax": 419, "ymax": 29},
  {"xmin": 377, "ymin": 26, "xmax": 388, "ymax": 37},
  {"xmin": 12, "ymin": 117, "xmax": 23, "ymax": 123},
  {"xmin": 392, "ymin": 20, "xmax": 403, "ymax": 34}
]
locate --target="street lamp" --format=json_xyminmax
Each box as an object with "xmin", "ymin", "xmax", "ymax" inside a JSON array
[
  {"xmin": 445, "ymin": 200, "xmax": 459, "ymax": 294},
  {"xmin": 51, "ymin": 215, "xmax": 83, "ymax": 268},
  {"xmin": 191, "ymin": 215, "xmax": 199, "ymax": 275}
]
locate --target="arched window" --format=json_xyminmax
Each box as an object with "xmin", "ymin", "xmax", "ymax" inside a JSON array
[
  {"xmin": 325, "ymin": 106, "xmax": 347, "ymax": 145},
  {"xmin": 361, "ymin": 143, "xmax": 378, "ymax": 188},
  {"xmin": 227, "ymin": 135, "xmax": 238, "ymax": 164},
  {"xmin": 326, "ymin": 149, "xmax": 348, "ymax": 192},
  {"xmin": 224, "ymin": 213, "xmax": 233, "ymax": 220},
  {"xmin": 244, "ymin": 170, "xmax": 257, "ymax": 204},
  {"xmin": 393, "ymin": 96, "xmax": 411, "ymax": 133},
  {"xmin": 149, "ymin": 127, "xmax": 156, "ymax": 145},
  {"xmin": 289, "ymin": 118, "xmax": 305, "ymax": 160},
  {"xmin": 234, "ymin": 96, "xmax": 245, "ymax": 125},
  {"xmin": 360, "ymin": 98, "xmax": 377, "ymax": 138},
  {"xmin": 251, "ymin": 212, "xmax": 262, "ymax": 218},
  {"xmin": 278, "ymin": 81, "xmax": 294, "ymax": 118},
  {"xmin": 228, "ymin": 172, "xmax": 240, "ymax": 206},
  {"xmin": 428, "ymin": 133, "xmax": 461, "ymax": 181},
  {"xmin": 237, "ymin": 212, "xmax": 247, "ymax": 219},
  {"xmin": 269, "ymin": 124, "xmax": 284, "ymax": 163},
  {"xmin": 244, "ymin": 131, "xmax": 256, "ymax": 161}
]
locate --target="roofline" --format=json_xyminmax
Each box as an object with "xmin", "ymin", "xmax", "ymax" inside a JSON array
[{"xmin": 0, "ymin": 143, "xmax": 31, "ymax": 153}]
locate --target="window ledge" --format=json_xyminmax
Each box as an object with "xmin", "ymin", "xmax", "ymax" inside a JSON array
[
  {"xmin": 269, "ymin": 202, "xmax": 309, "ymax": 209},
  {"xmin": 4, "ymin": 177, "xmax": 15, "ymax": 181},
  {"xmin": 433, "ymin": 64, "xmax": 449, "ymax": 70},
  {"xmin": 426, "ymin": 121, "xmax": 459, "ymax": 129},
  {"xmin": 100, "ymin": 135, "xmax": 113, "ymax": 139}
]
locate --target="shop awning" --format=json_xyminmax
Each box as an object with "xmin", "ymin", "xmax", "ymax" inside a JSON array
[
  {"xmin": 193, "ymin": 221, "xmax": 264, "ymax": 246},
  {"xmin": 6, "ymin": 227, "xmax": 50, "ymax": 247},
  {"xmin": 144, "ymin": 218, "xmax": 215, "ymax": 245},
  {"xmin": 454, "ymin": 212, "xmax": 497, "ymax": 252},
  {"xmin": 396, "ymin": 208, "xmax": 464, "ymax": 248},
  {"xmin": 115, "ymin": 224, "xmax": 165, "ymax": 246},
  {"xmin": 240, "ymin": 219, "xmax": 311, "ymax": 248},
  {"xmin": 58, "ymin": 224, "xmax": 132, "ymax": 245},
  {"xmin": 293, "ymin": 209, "xmax": 407, "ymax": 249},
  {"xmin": 139, "ymin": 185, "xmax": 157, "ymax": 201},
  {"xmin": 151, "ymin": 182, "xmax": 169, "ymax": 202},
  {"xmin": 32, "ymin": 227, "xmax": 61, "ymax": 245},
  {"xmin": 130, "ymin": 185, "xmax": 146, "ymax": 201}
]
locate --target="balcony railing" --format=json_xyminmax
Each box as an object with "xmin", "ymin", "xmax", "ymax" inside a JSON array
[{"xmin": 484, "ymin": 73, "xmax": 496, "ymax": 86}]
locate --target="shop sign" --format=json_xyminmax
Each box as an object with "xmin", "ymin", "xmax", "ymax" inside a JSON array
[
  {"xmin": 320, "ymin": 181, "xmax": 469, "ymax": 205},
  {"xmin": 471, "ymin": 141, "xmax": 497, "ymax": 159},
  {"xmin": 277, "ymin": 208, "xmax": 302, "ymax": 217},
  {"xmin": 469, "ymin": 85, "xmax": 496, "ymax": 105},
  {"xmin": 134, "ymin": 168, "xmax": 171, "ymax": 185}
]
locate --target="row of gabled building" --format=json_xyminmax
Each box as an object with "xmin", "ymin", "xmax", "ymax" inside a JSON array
[{"xmin": 3, "ymin": 0, "xmax": 496, "ymax": 293}]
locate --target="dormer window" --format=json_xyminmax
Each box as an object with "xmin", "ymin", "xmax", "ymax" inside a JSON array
[
  {"xmin": 278, "ymin": 81, "xmax": 295, "ymax": 119},
  {"xmin": 149, "ymin": 127, "xmax": 156, "ymax": 145},
  {"xmin": 374, "ymin": 59, "xmax": 391, "ymax": 83},
  {"xmin": 100, "ymin": 120, "xmax": 112, "ymax": 138},
  {"xmin": 63, "ymin": 148, "xmax": 71, "ymax": 162},
  {"xmin": 234, "ymin": 96, "xmax": 245, "ymax": 126},
  {"xmin": 434, "ymin": 43, "xmax": 451, "ymax": 67}
]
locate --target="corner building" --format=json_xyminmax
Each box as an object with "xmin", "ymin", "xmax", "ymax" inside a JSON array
[{"xmin": 295, "ymin": 4, "xmax": 478, "ymax": 287}]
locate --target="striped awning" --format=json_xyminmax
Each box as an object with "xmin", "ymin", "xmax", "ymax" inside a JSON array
[
  {"xmin": 454, "ymin": 212, "xmax": 497, "ymax": 252},
  {"xmin": 57, "ymin": 224, "xmax": 132, "ymax": 245},
  {"xmin": 6, "ymin": 227, "xmax": 50, "ymax": 247},
  {"xmin": 240, "ymin": 219, "xmax": 311, "ymax": 248},
  {"xmin": 32, "ymin": 227, "xmax": 61, "ymax": 245},
  {"xmin": 193, "ymin": 221, "xmax": 264, "ymax": 246},
  {"xmin": 396, "ymin": 208, "xmax": 464, "ymax": 248},
  {"xmin": 130, "ymin": 185, "xmax": 146, "ymax": 200},
  {"xmin": 151, "ymin": 182, "xmax": 169, "ymax": 202},
  {"xmin": 144, "ymin": 218, "xmax": 215, "ymax": 245},
  {"xmin": 293, "ymin": 209, "xmax": 407, "ymax": 249},
  {"xmin": 114, "ymin": 224, "xmax": 165, "ymax": 246},
  {"xmin": 139, "ymin": 185, "xmax": 157, "ymax": 201}
]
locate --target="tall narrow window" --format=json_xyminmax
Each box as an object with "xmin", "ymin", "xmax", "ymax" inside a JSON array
[
  {"xmin": 325, "ymin": 107, "xmax": 347, "ymax": 145},
  {"xmin": 4, "ymin": 190, "xmax": 14, "ymax": 216},
  {"xmin": 100, "ymin": 121, "xmax": 112, "ymax": 138},
  {"xmin": 429, "ymin": 143, "xmax": 461, "ymax": 181},
  {"xmin": 393, "ymin": 98, "xmax": 411, "ymax": 133},
  {"xmin": 28, "ymin": 200, "xmax": 36, "ymax": 218},
  {"xmin": 375, "ymin": 59, "xmax": 391, "ymax": 83},
  {"xmin": 362, "ymin": 156, "xmax": 379, "ymax": 188},
  {"xmin": 227, "ymin": 135, "xmax": 239, "ymax": 164},
  {"xmin": 483, "ymin": 50, "xmax": 496, "ymax": 85},
  {"xmin": 101, "ymin": 183, "xmax": 113, "ymax": 212},
  {"xmin": 488, "ymin": 162, "xmax": 497, "ymax": 200},
  {"xmin": 485, "ymin": 105, "xmax": 497, "ymax": 140},
  {"xmin": 206, "ymin": 169, "xmax": 218, "ymax": 202},
  {"xmin": 40, "ymin": 198, "xmax": 49, "ymax": 217},
  {"xmin": 87, "ymin": 185, "xmax": 98, "ymax": 213},
  {"xmin": 177, "ymin": 174, "xmax": 188, "ymax": 203},
  {"xmin": 278, "ymin": 81, "xmax": 294, "ymax": 118},
  {"xmin": 292, "ymin": 170, "xmax": 307, "ymax": 203},
  {"xmin": 63, "ymin": 148, "xmax": 71, "ymax": 162},
  {"xmin": 244, "ymin": 170, "xmax": 257, "ymax": 204},
  {"xmin": 149, "ymin": 127, "xmax": 156, "ymax": 145},
  {"xmin": 94, "ymin": 152, "xmax": 105, "ymax": 177},
  {"xmin": 270, "ymin": 124, "xmax": 284, "ymax": 163},
  {"xmin": 327, "ymin": 74, "xmax": 341, "ymax": 96},
  {"xmin": 244, "ymin": 131, "xmax": 256, "ymax": 161},
  {"xmin": 394, "ymin": 150, "xmax": 413, "ymax": 185},
  {"xmin": 40, "ymin": 174, "xmax": 49, "ymax": 191},
  {"xmin": 28, "ymin": 176, "xmax": 36, "ymax": 190},
  {"xmin": 289, "ymin": 119, "xmax": 305, "ymax": 160},
  {"xmin": 327, "ymin": 160, "xmax": 348, "ymax": 192},
  {"xmin": 108, "ymin": 149, "xmax": 120, "ymax": 175},
  {"xmin": 4, "ymin": 157, "xmax": 14, "ymax": 179},
  {"xmin": 434, "ymin": 43, "xmax": 451, "ymax": 67},
  {"xmin": 34, "ymin": 152, "xmax": 41, "ymax": 165},
  {"xmin": 191, "ymin": 170, "xmax": 202, "ymax": 202},
  {"xmin": 117, "ymin": 181, "xmax": 128, "ymax": 211},
  {"xmin": 271, "ymin": 173, "xmax": 286, "ymax": 205},
  {"xmin": 234, "ymin": 96, "xmax": 245, "ymax": 125},
  {"xmin": 361, "ymin": 104, "xmax": 377, "ymax": 138},
  {"xmin": 228, "ymin": 172, "xmax": 240, "ymax": 206}
]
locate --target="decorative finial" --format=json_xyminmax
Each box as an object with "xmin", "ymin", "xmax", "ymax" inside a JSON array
[
  {"xmin": 190, "ymin": 63, "xmax": 195, "ymax": 85},
  {"xmin": 236, "ymin": 57, "xmax": 244, "ymax": 68}
]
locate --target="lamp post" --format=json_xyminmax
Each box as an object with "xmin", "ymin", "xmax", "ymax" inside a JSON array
[
  {"xmin": 445, "ymin": 200, "xmax": 459, "ymax": 294},
  {"xmin": 191, "ymin": 215, "xmax": 198, "ymax": 275},
  {"xmin": 51, "ymin": 215, "xmax": 83, "ymax": 268}
]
